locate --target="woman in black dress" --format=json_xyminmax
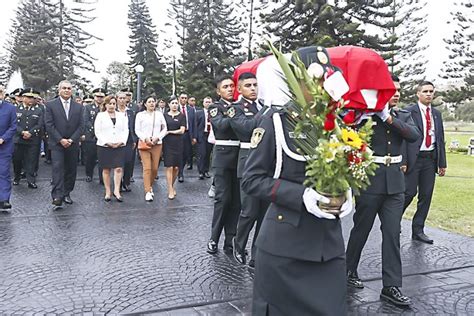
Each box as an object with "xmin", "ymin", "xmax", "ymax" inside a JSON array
[
  {"xmin": 163, "ymin": 96, "xmax": 186, "ymax": 199},
  {"xmin": 94, "ymin": 95, "xmax": 129, "ymax": 202}
]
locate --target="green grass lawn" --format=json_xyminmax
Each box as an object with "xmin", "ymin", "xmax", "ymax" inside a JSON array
[{"xmin": 404, "ymin": 152, "xmax": 474, "ymax": 237}]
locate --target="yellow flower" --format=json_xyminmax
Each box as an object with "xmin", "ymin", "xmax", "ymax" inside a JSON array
[{"xmin": 341, "ymin": 128, "xmax": 363, "ymax": 149}]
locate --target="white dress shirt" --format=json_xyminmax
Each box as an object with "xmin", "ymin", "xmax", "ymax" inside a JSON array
[
  {"xmin": 418, "ymin": 102, "xmax": 436, "ymax": 151},
  {"xmin": 135, "ymin": 110, "xmax": 168, "ymax": 144},
  {"xmin": 94, "ymin": 111, "xmax": 129, "ymax": 147}
]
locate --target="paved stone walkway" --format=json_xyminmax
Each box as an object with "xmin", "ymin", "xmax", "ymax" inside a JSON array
[{"xmin": 1, "ymin": 163, "xmax": 473, "ymax": 315}]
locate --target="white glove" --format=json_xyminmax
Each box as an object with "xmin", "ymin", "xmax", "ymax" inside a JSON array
[
  {"xmin": 338, "ymin": 188, "xmax": 354, "ymax": 218},
  {"xmin": 303, "ymin": 188, "xmax": 336, "ymax": 220},
  {"xmin": 375, "ymin": 104, "xmax": 390, "ymax": 122}
]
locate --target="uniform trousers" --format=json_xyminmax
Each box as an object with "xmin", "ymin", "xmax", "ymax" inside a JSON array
[
  {"xmin": 252, "ymin": 248, "xmax": 347, "ymax": 316},
  {"xmin": 138, "ymin": 144, "xmax": 162, "ymax": 193},
  {"xmin": 179, "ymin": 131, "xmax": 192, "ymax": 176},
  {"xmin": 234, "ymin": 186, "xmax": 269, "ymax": 260},
  {"xmin": 0, "ymin": 146, "xmax": 13, "ymax": 202},
  {"xmin": 346, "ymin": 192, "xmax": 404, "ymax": 287},
  {"xmin": 210, "ymin": 167, "xmax": 240, "ymax": 247},
  {"xmin": 123, "ymin": 144, "xmax": 136, "ymax": 186},
  {"xmin": 13, "ymin": 143, "xmax": 40, "ymax": 183},
  {"xmin": 82, "ymin": 141, "xmax": 98, "ymax": 178},
  {"xmin": 403, "ymin": 153, "xmax": 437, "ymax": 234},
  {"xmin": 197, "ymin": 134, "xmax": 212, "ymax": 174},
  {"xmin": 51, "ymin": 144, "xmax": 79, "ymax": 200}
]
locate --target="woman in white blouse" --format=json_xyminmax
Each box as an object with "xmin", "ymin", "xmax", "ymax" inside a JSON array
[
  {"xmin": 94, "ymin": 95, "xmax": 129, "ymax": 202},
  {"xmin": 135, "ymin": 96, "xmax": 167, "ymax": 201}
]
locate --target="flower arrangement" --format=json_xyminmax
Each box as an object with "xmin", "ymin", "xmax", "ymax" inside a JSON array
[{"xmin": 268, "ymin": 42, "xmax": 378, "ymax": 197}]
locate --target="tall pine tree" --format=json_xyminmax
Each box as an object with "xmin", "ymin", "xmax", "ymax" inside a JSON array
[
  {"xmin": 128, "ymin": 0, "xmax": 169, "ymax": 98},
  {"xmin": 169, "ymin": 0, "xmax": 245, "ymax": 100}
]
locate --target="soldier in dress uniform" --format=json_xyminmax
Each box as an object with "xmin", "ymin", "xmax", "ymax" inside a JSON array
[
  {"xmin": 346, "ymin": 75, "xmax": 420, "ymax": 306},
  {"xmin": 121, "ymin": 87, "xmax": 138, "ymax": 183},
  {"xmin": 241, "ymin": 49, "xmax": 353, "ymax": 315},
  {"xmin": 229, "ymin": 72, "xmax": 270, "ymax": 268},
  {"xmin": 0, "ymin": 86, "xmax": 17, "ymax": 210},
  {"xmin": 82, "ymin": 88, "xmax": 105, "ymax": 182},
  {"xmin": 10, "ymin": 88, "xmax": 24, "ymax": 107},
  {"xmin": 206, "ymin": 75, "xmax": 241, "ymax": 254},
  {"xmin": 12, "ymin": 88, "xmax": 43, "ymax": 188}
]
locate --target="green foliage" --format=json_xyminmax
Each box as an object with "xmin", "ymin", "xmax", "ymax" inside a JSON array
[
  {"xmin": 455, "ymin": 101, "xmax": 474, "ymax": 122},
  {"xmin": 127, "ymin": 0, "xmax": 170, "ymax": 99}
]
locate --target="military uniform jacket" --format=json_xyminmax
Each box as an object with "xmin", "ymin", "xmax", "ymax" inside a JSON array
[
  {"xmin": 229, "ymin": 98, "xmax": 260, "ymax": 178},
  {"xmin": 14, "ymin": 104, "xmax": 43, "ymax": 145},
  {"xmin": 241, "ymin": 110, "xmax": 345, "ymax": 262},
  {"xmin": 83, "ymin": 103, "xmax": 100, "ymax": 142},
  {"xmin": 363, "ymin": 110, "xmax": 420, "ymax": 195},
  {"xmin": 209, "ymin": 99, "xmax": 240, "ymax": 170}
]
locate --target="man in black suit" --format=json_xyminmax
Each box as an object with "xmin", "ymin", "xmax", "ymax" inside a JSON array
[
  {"xmin": 178, "ymin": 93, "xmax": 197, "ymax": 182},
  {"xmin": 403, "ymin": 81, "xmax": 447, "ymax": 244},
  {"xmin": 44, "ymin": 80, "xmax": 85, "ymax": 208},
  {"xmin": 195, "ymin": 96, "xmax": 213, "ymax": 180}
]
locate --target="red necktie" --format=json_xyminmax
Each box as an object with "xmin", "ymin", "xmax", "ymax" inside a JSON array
[
  {"xmin": 206, "ymin": 110, "xmax": 210, "ymax": 132},
  {"xmin": 425, "ymin": 106, "xmax": 432, "ymax": 147}
]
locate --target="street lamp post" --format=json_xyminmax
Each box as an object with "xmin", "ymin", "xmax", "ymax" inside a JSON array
[{"xmin": 135, "ymin": 64, "xmax": 144, "ymax": 106}]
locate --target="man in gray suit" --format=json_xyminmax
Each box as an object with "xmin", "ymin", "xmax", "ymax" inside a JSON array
[
  {"xmin": 403, "ymin": 81, "xmax": 447, "ymax": 244},
  {"xmin": 44, "ymin": 80, "xmax": 85, "ymax": 208}
]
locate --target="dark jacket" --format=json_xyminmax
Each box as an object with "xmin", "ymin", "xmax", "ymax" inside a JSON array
[
  {"xmin": 82, "ymin": 103, "xmax": 100, "ymax": 142},
  {"xmin": 14, "ymin": 104, "xmax": 43, "ymax": 145},
  {"xmin": 44, "ymin": 97, "xmax": 85, "ymax": 149},
  {"xmin": 403, "ymin": 104, "xmax": 447, "ymax": 173}
]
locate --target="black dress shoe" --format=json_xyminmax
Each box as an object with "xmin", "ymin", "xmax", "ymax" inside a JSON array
[
  {"xmin": 104, "ymin": 196, "xmax": 111, "ymax": 202},
  {"xmin": 122, "ymin": 184, "xmax": 131, "ymax": 192},
  {"xmin": 114, "ymin": 194, "xmax": 123, "ymax": 202},
  {"xmin": 380, "ymin": 286, "xmax": 411, "ymax": 306},
  {"xmin": 207, "ymin": 240, "xmax": 217, "ymax": 254},
  {"xmin": 199, "ymin": 173, "xmax": 204, "ymax": 180},
  {"xmin": 130, "ymin": 177, "xmax": 135, "ymax": 183},
  {"xmin": 187, "ymin": 165, "xmax": 193, "ymax": 170},
  {"xmin": 232, "ymin": 238, "xmax": 246, "ymax": 265},
  {"xmin": 1, "ymin": 201, "xmax": 12, "ymax": 209},
  {"xmin": 178, "ymin": 176, "xmax": 184, "ymax": 183},
  {"xmin": 63, "ymin": 195, "xmax": 73, "ymax": 205},
  {"xmin": 412, "ymin": 232, "xmax": 434, "ymax": 244},
  {"xmin": 204, "ymin": 172, "xmax": 211, "ymax": 178},
  {"xmin": 20, "ymin": 172, "xmax": 26, "ymax": 179},
  {"xmin": 248, "ymin": 259, "xmax": 255, "ymax": 268},
  {"xmin": 52, "ymin": 198, "xmax": 63, "ymax": 207},
  {"xmin": 13, "ymin": 178, "xmax": 20, "ymax": 185},
  {"xmin": 347, "ymin": 270, "xmax": 364, "ymax": 288},
  {"xmin": 27, "ymin": 182, "xmax": 38, "ymax": 189},
  {"xmin": 85, "ymin": 176, "xmax": 92, "ymax": 182}
]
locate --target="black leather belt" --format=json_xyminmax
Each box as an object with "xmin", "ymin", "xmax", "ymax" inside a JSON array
[{"xmin": 418, "ymin": 150, "xmax": 435, "ymax": 158}]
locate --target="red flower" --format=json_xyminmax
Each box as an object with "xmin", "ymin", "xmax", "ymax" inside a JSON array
[
  {"xmin": 343, "ymin": 111, "xmax": 356, "ymax": 125},
  {"xmin": 360, "ymin": 143, "xmax": 367, "ymax": 152},
  {"xmin": 324, "ymin": 112, "xmax": 336, "ymax": 131},
  {"xmin": 348, "ymin": 152, "xmax": 362, "ymax": 164}
]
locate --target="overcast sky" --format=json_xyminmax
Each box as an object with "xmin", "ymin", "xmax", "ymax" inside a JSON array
[{"xmin": 0, "ymin": 0, "xmax": 453, "ymax": 88}]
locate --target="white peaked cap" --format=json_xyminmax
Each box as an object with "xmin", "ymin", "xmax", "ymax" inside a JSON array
[{"xmin": 256, "ymin": 54, "xmax": 292, "ymax": 107}]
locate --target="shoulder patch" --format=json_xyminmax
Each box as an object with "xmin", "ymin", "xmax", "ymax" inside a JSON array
[
  {"xmin": 250, "ymin": 127, "xmax": 265, "ymax": 148},
  {"xmin": 227, "ymin": 107, "xmax": 235, "ymax": 118},
  {"xmin": 210, "ymin": 108, "xmax": 218, "ymax": 118}
]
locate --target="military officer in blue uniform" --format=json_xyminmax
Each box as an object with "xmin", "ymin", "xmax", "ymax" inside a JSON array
[
  {"xmin": 229, "ymin": 72, "xmax": 270, "ymax": 268},
  {"xmin": 82, "ymin": 88, "xmax": 104, "ymax": 182},
  {"xmin": 346, "ymin": 75, "xmax": 420, "ymax": 306},
  {"xmin": 0, "ymin": 86, "xmax": 17, "ymax": 209},
  {"xmin": 12, "ymin": 88, "xmax": 43, "ymax": 188},
  {"xmin": 206, "ymin": 75, "xmax": 241, "ymax": 254}
]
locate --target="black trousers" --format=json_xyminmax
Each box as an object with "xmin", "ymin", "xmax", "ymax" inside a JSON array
[
  {"xmin": 51, "ymin": 144, "xmax": 79, "ymax": 200},
  {"xmin": 13, "ymin": 143, "xmax": 40, "ymax": 183},
  {"xmin": 404, "ymin": 153, "xmax": 437, "ymax": 234},
  {"xmin": 234, "ymin": 183, "xmax": 269, "ymax": 260},
  {"xmin": 123, "ymin": 144, "xmax": 136, "ymax": 186},
  {"xmin": 210, "ymin": 167, "xmax": 241, "ymax": 247},
  {"xmin": 82, "ymin": 141, "xmax": 98, "ymax": 178},
  {"xmin": 179, "ymin": 131, "xmax": 192, "ymax": 177},
  {"xmin": 346, "ymin": 192, "xmax": 404, "ymax": 287},
  {"xmin": 197, "ymin": 135, "xmax": 213, "ymax": 174}
]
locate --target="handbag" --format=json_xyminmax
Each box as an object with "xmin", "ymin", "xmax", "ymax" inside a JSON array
[{"xmin": 138, "ymin": 112, "xmax": 155, "ymax": 150}]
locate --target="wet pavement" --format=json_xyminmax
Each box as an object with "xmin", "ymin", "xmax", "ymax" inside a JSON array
[{"xmin": 1, "ymin": 162, "xmax": 473, "ymax": 315}]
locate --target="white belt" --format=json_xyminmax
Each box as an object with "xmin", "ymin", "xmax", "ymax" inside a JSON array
[
  {"xmin": 373, "ymin": 155, "xmax": 402, "ymax": 165},
  {"xmin": 240, "ymin": 142, "xmax": 251, "ymax": 149},
  {"xmin": 215, "ymin": 139, "xmax": 240, "ymax": 147}
]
